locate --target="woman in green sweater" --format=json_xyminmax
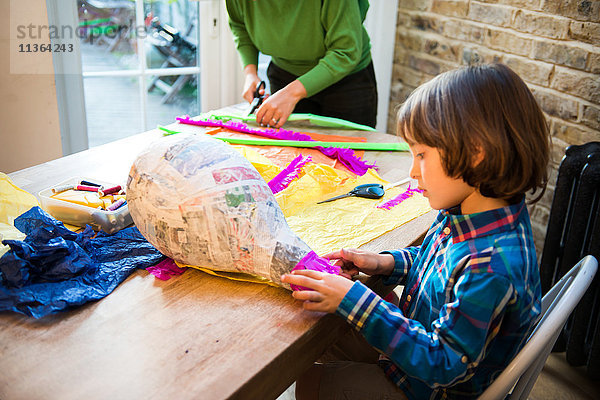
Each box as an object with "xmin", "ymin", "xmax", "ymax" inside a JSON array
[{"xmin": 226, "ymin": 0, "xmax": 378, "ymax": 129}]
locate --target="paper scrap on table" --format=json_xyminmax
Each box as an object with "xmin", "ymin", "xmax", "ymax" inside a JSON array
[
  {"xmin": 0, "ymin": 172, "xmax": 40, "ymax": 257},
  {"xmin": 0, "ymin": 172, "xmax": 40, "ymax": 224},
  {"xmin": 146, "ymin": 258, "xmax": 187, "ymax": 280}
]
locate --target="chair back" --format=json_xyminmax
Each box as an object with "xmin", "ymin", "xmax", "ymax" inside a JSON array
[
  {"xmin": 539, "ymin": 142, "xmax": 600, "ymax": 374},
  {"xmin": 479, "ymin": 255, "xmax": 598, "ymax": 400}
]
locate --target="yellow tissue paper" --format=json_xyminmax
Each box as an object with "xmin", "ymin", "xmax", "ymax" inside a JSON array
[
  {"xmin": 275, "ymin": 167, "xmax": 431, "ymax": 255},
  {"xmin": 232, "ymin": 145, "xmax": 281, "ymax": 183},
  {"xmin": 177, "ymin": 160, "xmax": 431, "ymax": 284},
  {"xmin": 0, "ymin": 222, "xmax": 26, "ymax": 258},
  {"xmin": 286, "ymin": 188, "xmax": 430, "ymax": 255},
  {"xmin": 276, "ymin": 166, "xmax": 385, "ymax": 218},
  {"xmin": 175, "ymin": 263, "xmax": 280, "ymax": 287},
  {"xmin": 0, "ymin": 172, "xmax": 40, "ymax": 257},
  {"xmin": 0, "ymin": 172, "xmax": 40, "ymax": 225},
  {"xmin": 51, "ymin": 189, "xmax": 103, "ymax": 209},
  {"xmin": 234, "ymin": 155, "xmax": 432, "ymax": 256}
]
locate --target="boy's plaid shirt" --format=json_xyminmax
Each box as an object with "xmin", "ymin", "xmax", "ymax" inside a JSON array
[{"xmin": 336, "ymin": 198, "xmax": 541, "ymax": 399}]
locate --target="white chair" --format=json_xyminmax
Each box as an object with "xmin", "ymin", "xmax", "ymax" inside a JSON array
[{"xmin": 479, "ymin": 255, "xmax": 598, "ymax": 400}]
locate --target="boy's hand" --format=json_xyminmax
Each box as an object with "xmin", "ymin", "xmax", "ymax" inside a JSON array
[
  {"xmin": 322, "ymin": 248, "xmax": 395, "ymax": 278},
  {"xmin": 281, "ymin": 269, "xmax": 354, "ymax": 313}
]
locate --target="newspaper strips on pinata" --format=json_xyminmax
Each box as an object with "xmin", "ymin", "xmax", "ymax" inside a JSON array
[{"xmin": 127, "ymin": 134, "xmax": 340, "ymax": 289}]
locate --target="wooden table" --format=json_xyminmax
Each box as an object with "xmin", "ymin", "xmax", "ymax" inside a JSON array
[{"xmin": 0, "ymin": 111, "xmax": 435, "ymax": 400}]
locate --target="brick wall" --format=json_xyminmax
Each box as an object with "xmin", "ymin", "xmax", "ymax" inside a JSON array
[{"xmin": 389, "ymin": 0, "xmax": 600, "ymax": 255}]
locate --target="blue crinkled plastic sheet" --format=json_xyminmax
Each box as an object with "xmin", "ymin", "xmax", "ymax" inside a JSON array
[{"xmin": 0, "ymin": 207, "xmax": 164, "ymax": 318}]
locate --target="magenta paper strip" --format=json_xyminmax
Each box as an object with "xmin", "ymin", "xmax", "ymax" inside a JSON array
[
  {"xmin": 176, "ymin": 116, "xmax": 375, "ymax": 176},
  {"xmin": 377, "ymin": 184, "xmax": 424, "ymax": 210},
  {"xmin": 268, "ymin": 154, "xmax": 312, "ymax": 194}
]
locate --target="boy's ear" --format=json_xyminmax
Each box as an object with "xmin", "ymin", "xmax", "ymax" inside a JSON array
[{"xmin": 472, "ymin": 146, "xmax": 485, "ymax": 168}]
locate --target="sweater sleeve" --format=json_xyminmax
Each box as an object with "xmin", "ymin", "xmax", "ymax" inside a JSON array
[
  {"xmin": 336, "ymin": 262, "xmax": 515, "ymax": 387},
  {"xmin": 297, "ymin": 0, "xmax": 367, "ymax": 96},
  {"xmin": 225, "ymin": 0, "xmax": 259, "ymax": 68}
]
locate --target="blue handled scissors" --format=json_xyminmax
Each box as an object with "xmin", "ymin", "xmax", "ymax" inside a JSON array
[
  {"xmin": 247, "ymin": 80, "xmax": 266, "ymax": 115},
  {"xmin": 317, "ymin": 183, "xmax": 385, "ymax": 204}
]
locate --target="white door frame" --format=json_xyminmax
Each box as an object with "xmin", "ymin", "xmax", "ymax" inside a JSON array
[
  {"xmin": 46, "ymin": 0, "xmax": 88, "ymax": 155},
  {"xmin": 364, "ymin": 0, "xmax": 398, "ymax": 132}
]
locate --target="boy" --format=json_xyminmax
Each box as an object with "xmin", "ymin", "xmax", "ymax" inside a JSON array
[{"xmin": 282, "ymin": 63, "xmax": 551, "ymax": 399}]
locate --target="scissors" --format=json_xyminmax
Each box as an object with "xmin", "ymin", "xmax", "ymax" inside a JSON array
[
  {"xmin": 317, "ymin": 183, "xmax": 385, "ymax": 204},
  {"xmin": 247, "ymin": 80, "xmax": 266, "ymax": 115}
]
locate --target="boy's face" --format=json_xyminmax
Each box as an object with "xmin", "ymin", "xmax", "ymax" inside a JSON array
[{"xmin": 407, "ymin": 142, "xmax": 475, "ymax": 210}]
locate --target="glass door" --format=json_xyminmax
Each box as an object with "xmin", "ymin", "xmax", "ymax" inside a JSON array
[{"xmin": 76, "ymin": 0, "xmax": 201, "ymax": 147}]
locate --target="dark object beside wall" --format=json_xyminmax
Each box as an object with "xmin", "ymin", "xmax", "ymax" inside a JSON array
[{"xmin": 540, "ymin": 142, "xmax": 600, "ymax": 378}]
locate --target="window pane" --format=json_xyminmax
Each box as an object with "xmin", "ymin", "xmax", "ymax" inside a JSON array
[
  {"xmin": 144, "ymin": 0, "xmax": 200, "ymax": 126},
  {"xmin": 76, "ymin": 0, "xmax": 200, "ymax": 147},
  {"xmin": 258, "ymin": 53, "xmax": 271, "ymax": 93},
  {"xmin": 145, "ymin": 74, "xmax": 199, "ymax": 128},
  {"xmin": 144, "ymin": 0, "xmax": 198, "ymax": 69},
  {"xmin": 84, "ymin": 76, "xmax": 142, "ymax": 147},
  {"xmin": 78, "ymin": 1, "xmax": 139, "ymax": 71}
]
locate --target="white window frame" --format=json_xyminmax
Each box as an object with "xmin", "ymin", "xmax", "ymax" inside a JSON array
[{"xmin": 47, "ymin": 0, "xmax": 241, "ymax": 155}]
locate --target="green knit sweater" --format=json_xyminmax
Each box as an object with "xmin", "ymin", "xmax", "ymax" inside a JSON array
[{"xmin": 225, "ymin": 0, "xmax": 372, "ymax": 97}]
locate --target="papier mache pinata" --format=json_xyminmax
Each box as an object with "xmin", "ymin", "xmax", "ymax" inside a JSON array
[{"xmin": 126, "ymin": 134, "xmax": 340, "ymax": 289}]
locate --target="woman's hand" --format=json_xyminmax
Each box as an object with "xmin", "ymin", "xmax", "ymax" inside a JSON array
[
  {"xmin": 255, "ymin": 79, "xmax": 306, "ymax": 129},
  {"xmin": 281, "ymin": 269, "xmax": 354, "ymax": 313},
  {"xmin": 242, "ymin": 65, "xmax": 264, "ymax": 103},
  {"xmin": 322, "ymin": 248, "xmax": 395, "ymax": 278}
]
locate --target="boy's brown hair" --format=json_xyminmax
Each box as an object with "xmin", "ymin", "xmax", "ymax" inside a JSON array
[{"xmin": 397, "ymin": 63, "xmax": 550, "ymax": 202}]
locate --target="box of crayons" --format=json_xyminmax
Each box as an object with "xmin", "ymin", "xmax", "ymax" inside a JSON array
[{"xmin": 38, "ymin": 177, "xmax": 132, "ymax": 234}]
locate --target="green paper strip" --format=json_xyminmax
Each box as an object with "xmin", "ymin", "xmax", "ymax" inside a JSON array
[
  {"xmin": 157, "ymin": 126, "xmax": 408, "ymax": 151},
  {"xmin": 214, "ymin": 136, "xmax": 409, "ymax": 151},
  {"xmin": 287, "ymin": 113, "xmax": 377, "ymax": 131},
  {"xmin": 206, "ymin": 110, "xmax": 377, "ymax": 131}
]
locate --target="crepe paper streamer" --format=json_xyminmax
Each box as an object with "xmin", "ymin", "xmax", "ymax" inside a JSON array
[
  {"xmin": 205, "ymin": 110, "xmax": 377, "ymax": 131},
  {"xmin": 159, "ymin": 126, "xmax": 401, "ymax": 151},
  {"xmin": 287, "ymin": 113, "xmax": 377, "ymax": 131},
  {"xmin": 268, "ymin": 154, "xmax": 312, "ymax": 194},
  {"xmin": 176, "ymin": 116, "xmax": 376, "ymax": 176},
  {"xmin": 289, "ymin": 251, "xmax": 341, "ymax": 291},
  {"xmin": 177, "ymin": 115, "xmax": 311, "ymax": 140},
  {"xmin": 146, "ymin": 258, "xmax": 187, "ymax": 281},
  {"xmin": 213, "ymin": 136, "xmax": 409, "ymax": 151},
  {"xmin": 376, "ymin": 184, "xmax": 424, "ymax": 210}
]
